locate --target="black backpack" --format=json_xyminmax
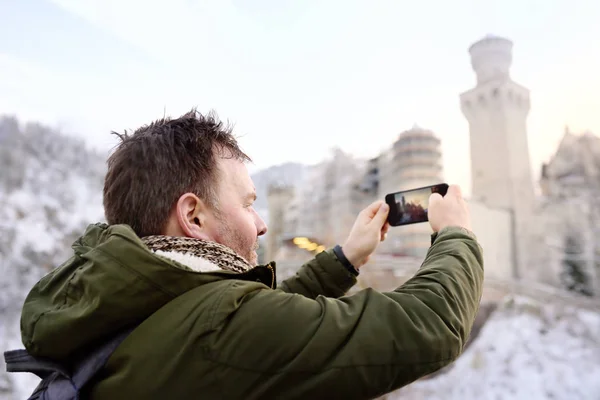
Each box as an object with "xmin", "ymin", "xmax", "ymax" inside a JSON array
[{"xmin": 3, "ymin": 326, "xmax": 136, "ymax": 400}]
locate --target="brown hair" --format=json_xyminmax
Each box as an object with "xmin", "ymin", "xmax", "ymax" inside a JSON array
[{"xmin": 103, "ymin": 109, "xmax": 251, "ymax": 237}]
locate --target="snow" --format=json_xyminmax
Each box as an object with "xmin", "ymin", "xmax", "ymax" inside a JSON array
[
  {"xmin": 0, "ymin": 117, "xmax": 105, "ymax": 400},
  {"xmin": 393, "ymin": 295, "xmax": 600, "ymax": 400}
]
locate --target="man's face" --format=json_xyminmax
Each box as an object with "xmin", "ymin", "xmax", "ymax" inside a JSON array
[{"xmin": 205, "ymin": 157, "xmax": 267, "ymax": 266}]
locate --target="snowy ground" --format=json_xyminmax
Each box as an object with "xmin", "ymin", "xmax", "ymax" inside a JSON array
[{"xmin": 392, "ymin": 295, "xmax": 600, "ymax": 400}]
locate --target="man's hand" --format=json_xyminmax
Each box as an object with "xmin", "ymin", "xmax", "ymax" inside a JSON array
[
  {"xmin": 341, "ymin": 201, "xmax": 390, "ymax": 269},
  {"xmin": 428, "ymin": 184, "xmax": 471, "ymax": 232}
]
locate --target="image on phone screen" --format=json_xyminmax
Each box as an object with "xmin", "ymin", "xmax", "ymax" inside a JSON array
[{"xmin": 384, "ymin": 183, "xmax": 449, "ymax": 227}]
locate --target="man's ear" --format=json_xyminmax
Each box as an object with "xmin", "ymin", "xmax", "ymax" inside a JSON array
[{"xmin": 175, "ymin": 193, "xmax": 212, "ymax": 240}]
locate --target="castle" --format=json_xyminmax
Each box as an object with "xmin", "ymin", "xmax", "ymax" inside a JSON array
[{"xmin": 264, "ymin": 35, "xmax": 599, "ymax": 297}]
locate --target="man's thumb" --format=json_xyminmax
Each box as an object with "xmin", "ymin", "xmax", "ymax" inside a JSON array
[
  {"xmin": 429, "ymin": 192, "xmax": 443, "ymax": 205},
  {"xmin": 373, "ymin": 203, "xmax": 389, "ymax": 225}
]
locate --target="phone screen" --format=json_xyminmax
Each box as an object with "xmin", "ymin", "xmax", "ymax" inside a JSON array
[{"xmin": 384, "ymin": 183, "xmax": 449, "ymax": 226}]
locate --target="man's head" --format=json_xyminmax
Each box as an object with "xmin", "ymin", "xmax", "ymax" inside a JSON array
[{"xmin": 103, "ymin": 109, "xmax": 267, "ymax": 265}]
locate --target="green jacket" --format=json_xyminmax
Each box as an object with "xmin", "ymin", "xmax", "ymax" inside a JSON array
[{"xmin": 20, "ymin": 223, "xmax": 483, "ymax": 399}]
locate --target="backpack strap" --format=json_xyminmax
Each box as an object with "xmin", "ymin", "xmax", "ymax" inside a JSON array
[
  {"xmin": 70, "ymin": 327, "xmax": 135, "ymax": 390},
  {"xmin": 3, "ymin": 325, "xmax": 137, "ymax": 400},
  {"xmin": 4, "ymin": 350, "xmax": 70, "ymax": 380}
]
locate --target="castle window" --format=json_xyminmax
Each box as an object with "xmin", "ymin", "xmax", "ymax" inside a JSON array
[
  {"xmin": 478, "ymin": 94, "xmax": 486, "ymax": 105},
  {"xmin": 492, "ymin": 88, "xmax": 499, "ymax": 97}
]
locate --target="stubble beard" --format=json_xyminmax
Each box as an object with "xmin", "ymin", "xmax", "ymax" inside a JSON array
[{"xmin": 216, "ymin": 217, "xmax": 259, "ymax": 267}]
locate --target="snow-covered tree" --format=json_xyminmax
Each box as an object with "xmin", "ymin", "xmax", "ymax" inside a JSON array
[{"xmin": 560, "ymin": 234, "xmax": 594, "ymax": 296}]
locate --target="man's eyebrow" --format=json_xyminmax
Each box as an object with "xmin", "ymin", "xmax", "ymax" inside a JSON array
[{"xmin": 246, "ymin": 191, "xmax": 257, "ymax": 201}]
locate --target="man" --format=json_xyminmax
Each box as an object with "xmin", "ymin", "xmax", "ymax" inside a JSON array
[{"xmin": 16, "ymin": 109, "xmax": 483, "ymax": 399}]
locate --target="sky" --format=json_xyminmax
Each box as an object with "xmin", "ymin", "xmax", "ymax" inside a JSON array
[{"xmin": 1, "ymin": 0, "xmax": 599, "ymax": 196}]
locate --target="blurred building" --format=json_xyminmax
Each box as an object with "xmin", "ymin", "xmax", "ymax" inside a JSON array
[
  {"xmin": 265, "ymin": 35, "xmax": 600, "ymax": 298},
  {"xmin": 263, "ymin": 35, "xmax": 519, "ymax": 287},
  {"xmin": 265, "ymin": 184, "xmax": 295, "ymax": 262},
  {"xmin": 265, "ymin": 131, "xmax": 444, "ymax": 269},
  {"xmin": 457, "ymin": 35, "xmax": 599, "ymax": 297},
  {"xmin": 460, "ymin": 35, "xmax": 535, "ymax": 279},
  {"xmin": 536, "ymin": 128, "xmax": 600, "ymax": 295}
]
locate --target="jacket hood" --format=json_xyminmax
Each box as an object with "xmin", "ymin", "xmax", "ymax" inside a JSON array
[{"xmin": 20, "ymin": 223, "xmax": 275, "ymax": 361}]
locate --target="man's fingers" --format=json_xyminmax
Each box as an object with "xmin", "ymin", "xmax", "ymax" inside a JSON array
[
  {"xmin": 362, "ymin": 200, "xmax": 385, "ymax": 219},
  {"xmin": 380, "ymin": 222, "xmax": 389, "ymax": 241},
  {"xmin": 381, "ymin": 222, "xmax": 390, "ymax": 234},
  {"xmin": 447, "ymin": 184, "xmax": 462, "ymax": 199}
]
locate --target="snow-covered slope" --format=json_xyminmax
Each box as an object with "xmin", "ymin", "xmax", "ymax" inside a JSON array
[
  {"xmin": 393, "ymin": 295, "xmax": 600, "ymax": 400},
  {"xmin": 0, "ymin": 116, "xmax": 106, "ymax": 400}
]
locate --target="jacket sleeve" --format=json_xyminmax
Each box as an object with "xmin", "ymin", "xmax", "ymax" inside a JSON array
[
  {"xmin": 277, "ymin": 249, "xmax": 358, "ymax": 298},
  {"xmin": 207, "ymin": 226, "xmax": 484, "ymax": 399}
]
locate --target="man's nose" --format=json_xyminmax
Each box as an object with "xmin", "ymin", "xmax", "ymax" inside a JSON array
[
  {"xmin": 258, "ymin": 223, "xmax": 268, "ymax": 236},
  {"xmin": 257, "ymin": 217, "xmax": 268, "ymax": 236}
]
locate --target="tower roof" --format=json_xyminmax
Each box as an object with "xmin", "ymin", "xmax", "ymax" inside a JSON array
[
  {"xmin": 468, "ymin": 34, "xmax": 512, "ymax": 52},
  {"xmin": 397, "ymin": 125, "xmax": 438, "ymax": 140},
  {"xmin": 468, "ymin": 35, "xmax": 513, "ymax": 85}
]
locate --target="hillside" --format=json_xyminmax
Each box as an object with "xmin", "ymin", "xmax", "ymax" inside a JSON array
[{"xmin": 0, "ymin": 116, "xmax": 106, "ymax": 399}]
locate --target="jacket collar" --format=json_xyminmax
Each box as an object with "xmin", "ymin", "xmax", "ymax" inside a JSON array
[
  {"xmin": 141, "ymin": 235, "xmax": 277, "ymax": 289},
  {"xmin": 154, "ymin": 248, "xmax": 277, "ymax": 289}
]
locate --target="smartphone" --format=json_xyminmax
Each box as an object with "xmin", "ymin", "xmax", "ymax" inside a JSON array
[{"xmin": 384, "ymin": 183, "xmax": 449, "ymax": 227}]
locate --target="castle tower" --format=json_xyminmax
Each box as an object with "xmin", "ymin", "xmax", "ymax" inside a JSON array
[
  {"xmin": 460, "ymin": 35, "xmax": 535, "ymax": 278},
  {"xmin": 265, "ymin": 184, "xmax": 295, "ymax": 261}
]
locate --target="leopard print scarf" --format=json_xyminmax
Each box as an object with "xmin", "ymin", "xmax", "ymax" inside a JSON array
[{"xmin": 141, "ymin": 235, "xmax": 252, "ymax": 273}]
